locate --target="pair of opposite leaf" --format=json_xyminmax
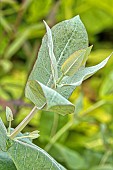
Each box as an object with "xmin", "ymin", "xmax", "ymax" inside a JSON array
[{"xmin": 26, "ymin": 17, "xmax": 112, "ymax": 115}]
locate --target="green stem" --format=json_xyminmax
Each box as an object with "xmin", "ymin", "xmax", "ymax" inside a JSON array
[
  {"xmin": 9, "ymin": 106, "xmax": 37, "ymax": 139},
  {"xmin": 44, "ymin": 121, "xmax": 72, "ymax": 152},
  {"xmin": 44, "ymin": 100, "xmax": 106, "ymax": 152},
  {"xmin": 56, "ymin": 74, "xmax": 64, "ymax": 84},
  {"xmin": 99, "ymin": 150, "xmax": 112, "ymax": 165},
  {"xmin": 80, "ymin": 100, "xmax": 106, "ymax": 117},
  {"xmin": 50, "ymin": 113, "xmax": 59, "ymax": 137},
  {"xmin": 8, "ymin": 121, "xmax": 11, "ymax": 135}
]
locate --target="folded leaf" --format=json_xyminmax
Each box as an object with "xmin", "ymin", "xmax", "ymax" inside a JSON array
[
  {"xmin": 61, "ymin": 49, "xmax": 85, "ymax": 76},
  {"xmin": 56, "ymin": 55, "xmax": 112, "ymax": 98},
  {"xmin": 43, "ymin": 21, "xmax": 58, "ymax": 85},
  {"xmin": 81, "ymin": 45, "xmax": 93, "ymax": 66},
  {"xmin": 26, "ymin": 80, "xmax": 75, "ymax": 115},
  {"xmin": 25, "ymin": 80, "xmax": 46, "ymax": 109},
  {"xmin": 61, "ymin": 46, "xmax": 93, "ymax": 77}
]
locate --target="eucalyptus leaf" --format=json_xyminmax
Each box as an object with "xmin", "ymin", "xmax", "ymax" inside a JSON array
[{"xmin": 0, "ymin": 118, "xmax": 66, "ymax": 170}]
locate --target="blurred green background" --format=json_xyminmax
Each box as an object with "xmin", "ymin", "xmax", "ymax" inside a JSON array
[{"xmin": 0, "ymin": 0, "xmax": 113, "ymax": 169}]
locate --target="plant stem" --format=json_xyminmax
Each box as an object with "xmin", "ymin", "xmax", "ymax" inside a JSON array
[
  {"xmin": 99, "ymin": 150, "xmax": 112, "ymax": 165},
  {"xmin": 44, "ymin": 100, "xmax": 106, "ymax": 152},
  {"xmin": 44, "ymin": 121, "xmax": 72, "ymax": 152},
  {"xmin": 56, "ymin": 74, "xmax": 64, "ymax": 84},
  {"xmin": 50, "ymin": 113, "xmax": 59, "ymax": 137},
  {"xmin": 8, "ymin": 121, "xmax": 11, "ymax": 134},
  {"xmin": 10, "ymin": 106, "xmax": 38, "ymax": 139},
  {"xmin": 80, "ymin": 100, "xmax": 106, "ymax": 117}
]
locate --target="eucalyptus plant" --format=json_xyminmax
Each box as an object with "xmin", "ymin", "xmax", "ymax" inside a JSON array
[{"xmin": 0, "ymin": 15, "xmax": 112, "ymax": 170}]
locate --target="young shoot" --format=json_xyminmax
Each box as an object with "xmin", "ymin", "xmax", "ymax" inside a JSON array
[{"xmin": 6, "ymin": 106, "xmax": 13, "ymax": 135}]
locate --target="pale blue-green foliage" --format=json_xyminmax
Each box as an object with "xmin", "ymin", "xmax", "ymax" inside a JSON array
[
  {"xmin": 0, "ymin": 119, "xmax": 16, "ymax": 170},
  {"xmin": 56, "ymin": 55, "xmax": 111, "ymax": 98},
  {"xmin": 25, "ymin": 15, "xmax": 111, "ymax": 115},
  {"xmin": 43, "ymin": 20, "xmax": 58, "ymax": 85},
  {"xmin": 61, "ymin": 46, "xmax": 92, "ymax": 76},
  {"xmin": 25, "ymin": 16, "xmax": 88, "ymax": 114},
  {"xmin": 0, "ymin": 151, "xmax": 16, "ymax": 170},
  {"xmin": 26, "ymin": 80, "xmax": 75, "ymax": 115},
  {"xmin": 0, "ymin": 119, "xmax": 66, "ymax": 170},
  {"xmin": 28, "ymin": 15, "xmax": 88, "ymax": 85},
  {"xmin": 6, "ymin": 106, "xmax": 13, "ymax": 121},
  {"xmin": 0, "ymin": 16, "xmax": 112, "ymax": 170}
]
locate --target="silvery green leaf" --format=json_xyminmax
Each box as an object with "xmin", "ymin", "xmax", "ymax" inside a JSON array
[
  {"xmin": 60, "ymin": 55, "xmax": 111, "ymax": 87},
  {"xmin": 25, "ymin": 16, "xmax": 112, "ymax": 110},
  {"xmin": 43, "ymin": 20, "xmax": 58, "ymax": 85},
  {"xmin": 0, "ymin": 118, "xmax": 9, "ymax": 152},
  {"xmin": 0, "ymin": 119, "xmax": 66, "ymax": 170},
  {"xmin": 56, "ymin": 55, "xmax": 112, "ymax": 98},
  {"xmin": 8, "ymin": 140, "xmax": 66, "ymax": 170},
  {"xmin": 0, "ymin": 151, "xmax": 16, "ymax": 170},
  {"xmin": 25, "ymin": 80, "xmax": 46, "ymax": 109},
  {"xmin": 28, "ymin": 15, "xmax": 88, "ymax": 87},
  {"xmin": 25, "ymin": 16, "xmax": 88, "ymax": 109},
  {"xmin": 61, "ymin": 48, "xmax": 86, "ymax": 76},
  {"xmin": 6, "ymin": 107, "xmax": 13, "ymax": 122},
  {"xmin": 26, "ymin": 80, "xmax": 75, "ymax": 115}
]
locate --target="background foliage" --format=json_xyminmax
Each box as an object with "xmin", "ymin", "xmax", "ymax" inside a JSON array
[{"xmin": 0, "ymin": 0, "xmax": 113, "ymax": 169}]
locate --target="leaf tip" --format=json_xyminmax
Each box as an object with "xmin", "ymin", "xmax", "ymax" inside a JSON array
[{"xmin": 6, "ymin": 106, "xmax": 13, "ymax": 122}]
